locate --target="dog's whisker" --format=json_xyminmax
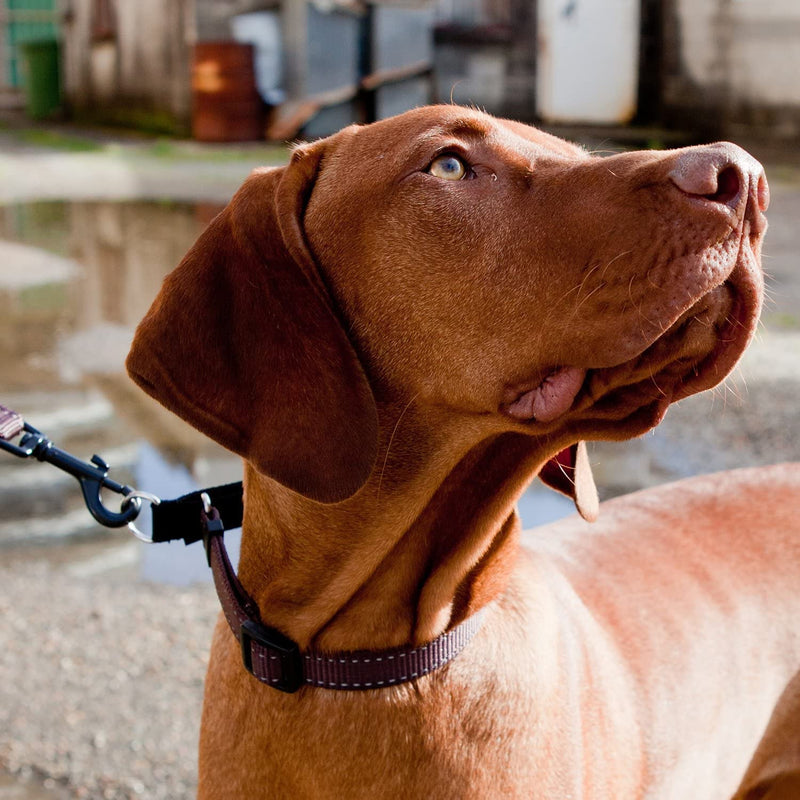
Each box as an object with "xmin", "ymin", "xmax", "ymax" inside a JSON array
[
  {"xmin": 628, "ymin": 279, "xmax": 660, "ymax": 335},
  {"xmin": 724, "ymin": 380, "xmax": 745, "ymax": 404},
  {"xmin": 570, "ymin": 264, "xmax": 602, "ymax": 309},
  {"xmin": 691, "ymin": 313, "xmax": 713, "ymax": 329},
  {"xmin": 600, "ymin": 250, "xmax": 633, "ymax": 280},
  {"xmin": 647, "ymin": 368, "xmax": 668, "ymax": 397},
  {"xmin": 645, "ymin": 266, "xmax": 664, "ymax": 291},
  {"xmin": 449, "ymin": 82, "xmax": 465, "ymax": 105},
  {"xmin": 376, "ymin": 393, "xmax": 420, "ymax": 504},
  {"xmin": 573, "ymin": 282, "xmax": 606, "ymax": 314},
  {"xmin": 552, "ymin": 282, "xmax": 583, "ymax": 307},
  {"xmin": 577, "ymin": 262, "xmax": 601, "ymax": 292}
]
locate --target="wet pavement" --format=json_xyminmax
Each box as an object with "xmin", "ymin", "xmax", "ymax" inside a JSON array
[{"xmin": 0, "ymin": 124, "xmax": 798, "ymax": 798}]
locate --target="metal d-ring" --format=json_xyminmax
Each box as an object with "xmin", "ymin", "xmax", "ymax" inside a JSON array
[
  {"xmin": 123, "ymin": 490, "xmax": 162, "ymax": 543},
  {"xmin": 200, "ymin": 492, "xmax": 212, "ymax": 514}
]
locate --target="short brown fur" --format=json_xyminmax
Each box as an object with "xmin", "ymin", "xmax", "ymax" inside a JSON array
[{"xmin": 127, "ymin": 106, "xmax": 799, "ymax": 799}]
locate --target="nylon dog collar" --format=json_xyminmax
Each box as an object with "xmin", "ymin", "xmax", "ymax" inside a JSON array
[{"xmin": 153, "ymin": 485, "xmax": 484, "ymax": 693}]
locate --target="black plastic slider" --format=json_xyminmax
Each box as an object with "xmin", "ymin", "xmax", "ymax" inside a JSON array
[{"xmin": 239, "ymin": 619, "xmax": 304, "ymax": 693}]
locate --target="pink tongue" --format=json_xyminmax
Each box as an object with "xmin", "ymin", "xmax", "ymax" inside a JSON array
[{"xmin": 506, "ymin": 366, "xmax": 586, "ymax": 422}]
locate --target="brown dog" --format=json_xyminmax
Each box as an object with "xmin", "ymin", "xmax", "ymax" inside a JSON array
[{"xmin": 126, "ymin": 106, "xmax": 800, "ymax": 799}]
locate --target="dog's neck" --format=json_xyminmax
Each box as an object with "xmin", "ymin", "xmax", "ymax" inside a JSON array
[{"xmin": 236, "ymin": 404, "xmax": 550, "ymax": 652}]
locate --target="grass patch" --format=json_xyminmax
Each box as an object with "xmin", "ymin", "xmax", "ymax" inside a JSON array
[
  {"xmin": 71, "ymin": 107, "xmax": 189, "ymax": 137},
  {"xmin": 0, "ymin": 118, "xmax": 289, "ymax": 165},
  {"xmin": 11, "ymin": 128, "xmax": 102, "ymax": 152},
  {"xmin": 141, "ymin": 138, "xmax": 289, "ymax": 165}
]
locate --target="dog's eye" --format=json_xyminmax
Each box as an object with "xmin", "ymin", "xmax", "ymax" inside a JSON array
[{"xmin": 428, "ymin": 154, "xmax": 467, "ymax": 181}]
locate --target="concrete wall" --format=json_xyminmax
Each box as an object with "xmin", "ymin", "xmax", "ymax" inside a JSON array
[
  {"xmin": 433, "ymin": 0, "xmax": 536, "ymax": 119},
  {"xmin": 61, "ymin": 0, "xmax": 196, "ymax": 133},
  {"xmin": 195, "ymin": 0, "xmax": 278, "ymax": 41},
  {"xmin": 665, "ymin": 0, "xmax": 800, "ymax": 136}
]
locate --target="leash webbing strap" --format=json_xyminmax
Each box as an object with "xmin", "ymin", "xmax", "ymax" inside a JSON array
[
  {"xmin": 151, "ymin": 482, "xmax": 244, "ymax": 544},
  {"xmin": 0, "ymin": 404, "xmax": 24, "ymax": 441}
]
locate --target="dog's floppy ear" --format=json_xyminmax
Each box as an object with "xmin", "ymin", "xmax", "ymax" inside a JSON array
[
  {"xmin": 539, "ymin": 441, "xmax": 599, "ymax": 522},
  {"xmin": 126, "ymin": 144, "xmax": 378, "ymax": 503}
]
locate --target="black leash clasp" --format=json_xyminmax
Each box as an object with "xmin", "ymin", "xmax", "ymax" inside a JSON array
[{"xmin": 0, "ymin": 413, "xmax": 148, "ymax": 530}]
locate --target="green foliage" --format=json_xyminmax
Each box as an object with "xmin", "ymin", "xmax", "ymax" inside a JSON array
[{"xmin": 13, "ymin": 128, "xmax": 101, "ymax": 152}]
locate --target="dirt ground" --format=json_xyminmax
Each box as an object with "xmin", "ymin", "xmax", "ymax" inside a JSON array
[{"xmin": 0, "ymin": 119, "xmax": 798, "ymax": 799}]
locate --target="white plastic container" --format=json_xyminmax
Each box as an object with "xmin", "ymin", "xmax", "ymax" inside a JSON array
[{"xmin": 537, "ymin": 0, "xmax": 640, "ymax": 124}]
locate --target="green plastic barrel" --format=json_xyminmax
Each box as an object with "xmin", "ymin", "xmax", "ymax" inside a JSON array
[{"xmin": 21, "ymin": 40, "xmax": 61, "ymax": 119}]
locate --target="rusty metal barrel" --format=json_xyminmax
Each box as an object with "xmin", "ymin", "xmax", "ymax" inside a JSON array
[{"xmin": 192, "ymin": 42, "xmax": 264, "ymax": 142}]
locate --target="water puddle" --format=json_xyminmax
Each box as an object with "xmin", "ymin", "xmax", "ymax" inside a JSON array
[
  {"xmin": 0, "ymin": 200, "xmax": 574, "ymax": 585},
  {"xmin": 0, "ymin": 200, "xmax": 243, "ymax": 583}
]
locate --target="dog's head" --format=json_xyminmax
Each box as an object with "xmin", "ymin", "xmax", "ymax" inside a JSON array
[{"xmin": 127, "ymin": 106, "xmax": 767, "ymax": 512}]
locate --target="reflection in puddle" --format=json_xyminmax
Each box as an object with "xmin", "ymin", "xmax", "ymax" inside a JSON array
[
  {"xmin": 0, "ymin": 200, "xmax": 243, "ymax": 583},
  {"xmin": 0, "ymin": 200, "xmax": 573, "ymax": 584},
  {"xmin": 0, "ymin": 200, "xmax": 222, "ymax": 386}
]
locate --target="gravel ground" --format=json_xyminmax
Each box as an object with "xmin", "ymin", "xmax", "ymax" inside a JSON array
[
  {"xmin": 0, "ymin": 564, "xmax": 218, "ymax": 799},
  {"xmin": 0, "ymin": 123, "xmax": 280, "ymax": 799}
]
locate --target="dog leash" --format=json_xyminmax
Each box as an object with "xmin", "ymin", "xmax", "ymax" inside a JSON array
[
  {"xmin": 0, "ymin": 403, "xmax": 152, "ymax": 531},
  {"xmin": 0, "ymin": 402, "xmax": 483, "ymax": 692}
]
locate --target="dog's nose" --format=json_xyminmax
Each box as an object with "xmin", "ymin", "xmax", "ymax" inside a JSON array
[{"xmin": 668, "ymin": 143, "xmax": 769, "ymax": 221}]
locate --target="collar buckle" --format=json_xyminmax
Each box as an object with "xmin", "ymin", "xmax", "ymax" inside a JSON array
[{"xmin": 240, "ymin": 619, "xmax": 304, "ymax": 693}]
